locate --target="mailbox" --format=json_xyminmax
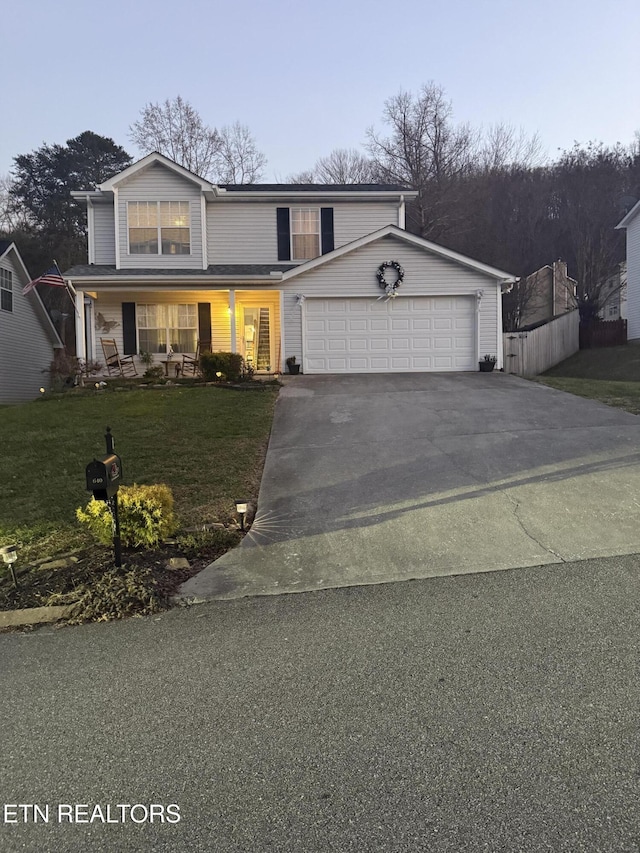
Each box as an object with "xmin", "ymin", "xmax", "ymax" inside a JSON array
[{"xmin": 86, "ymin": 454, "xmax": 122, "ymax": 500}]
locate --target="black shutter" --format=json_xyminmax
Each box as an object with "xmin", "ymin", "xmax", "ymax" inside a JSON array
[
  {"xmin": 198, "ymin": 302, "xmax": 212, "ymax": 352},
  {"xmin": 277, "ymin": 208, "xmax": 291, "ymax": 260},
  {"xmin": 122, "ymin": 302, "xmax": 137, "ymax": 355},
  {"xmin": 321, "ymin": 207, "xmax": 334, "ymax": 254}
]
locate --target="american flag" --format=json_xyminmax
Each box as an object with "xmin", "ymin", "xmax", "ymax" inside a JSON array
[{"xmin": 23, "ymin": 263, "xmax": 66, "ymax": 295}]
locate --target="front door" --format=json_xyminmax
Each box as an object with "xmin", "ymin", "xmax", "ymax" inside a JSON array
[{"xmin": 241, "ymin": 306, "xmax": 272, "ymax": 372}]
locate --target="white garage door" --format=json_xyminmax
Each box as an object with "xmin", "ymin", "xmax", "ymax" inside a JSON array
[{"xmin": 304, "ymin": 296, "xmax": 476, "ymax": 373}]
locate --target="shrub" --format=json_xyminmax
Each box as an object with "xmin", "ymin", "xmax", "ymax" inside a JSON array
[
  {"xmin": 143, "ymin": 365, "xmax": 164, "ymax": 381},
  {"xmin": 200, "ymin": 351, "xmax": 244, "ymax": 382},
  {"xmin": 76, "ymin": 484, "xmax": 177, "ymax": 548}
]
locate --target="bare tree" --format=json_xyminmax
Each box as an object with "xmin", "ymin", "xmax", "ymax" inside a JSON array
[
  {"xmin": 288, "ymin": 148, "xmax": 377, "ymax": 184},
  {"xmin": 366, "ymin": 82, "xmax": 478, "ymax": 239},
  {"xmin": 214, "ymin": 122, "xmax": 267, "ymax": 184},
  {"xmin": 478, "ymin": 124, "xmax": 546, "ymax": 172},
  {"xmin": 129, "ymin": 96, "xmax": 221, "ymax": 179}
]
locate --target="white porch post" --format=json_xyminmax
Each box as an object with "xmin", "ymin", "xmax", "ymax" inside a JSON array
[
  {"xmin": 229, "ymin": 289, "xmax": 237, "ymax": 351},
  {"xmin": 75, "ymin": 288, "xmax": 86, "ymax": 361}
]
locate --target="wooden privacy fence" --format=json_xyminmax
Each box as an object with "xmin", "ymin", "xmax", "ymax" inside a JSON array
[
  {"xmin": 503, "ymin": 309, "xmax": 579, "ymax": 377},
  {"xmin": 579, "ymin": 318, "xmax": 627, "ymax": 349}
]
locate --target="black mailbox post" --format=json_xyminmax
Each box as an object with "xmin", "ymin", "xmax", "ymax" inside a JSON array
[{"xmin": 85, "ymin": 427, "xmax": 123, "ymax": 567}]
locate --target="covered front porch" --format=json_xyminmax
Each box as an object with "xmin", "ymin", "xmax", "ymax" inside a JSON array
[{"xmin": 74, "ymin": 288, "xmax": 284, "ymax": 375}]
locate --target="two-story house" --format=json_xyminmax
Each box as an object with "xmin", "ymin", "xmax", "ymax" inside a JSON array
[{"xmin": 66, "ymin": 152, "xmax": 516, "ymax": 374}]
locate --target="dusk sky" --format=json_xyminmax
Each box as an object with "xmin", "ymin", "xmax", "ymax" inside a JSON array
[{"xmin": 3, "ymin": 0, "xmax": 639, "ymax": 181}]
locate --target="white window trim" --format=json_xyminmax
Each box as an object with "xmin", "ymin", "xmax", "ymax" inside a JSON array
[
  {"xmin": 0, "ymin": 267, "xmax": 13, "ymax": 312},
  {"xmin": 290, "ymin": 207, "xmax": 320, "ymax": 262},
  {"xmin": 136, "ymin": 302, "xmax": 198, "ymax": 355},
  {"xmin": 127, "ymin": 201, "xmax": 191, "ymax": 256}
]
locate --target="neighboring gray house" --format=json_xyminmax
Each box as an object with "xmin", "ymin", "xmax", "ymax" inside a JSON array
[
  {"xmin": 66, "ymin": 152, "xmax": 516, "ymax": 374},
  {"xmin": 0, "ymin": 241, "xmax": 63, "ymax": 404},
  {"xmin": 616, "ymin": 202, "xmax": 640, "ymax": 338}
]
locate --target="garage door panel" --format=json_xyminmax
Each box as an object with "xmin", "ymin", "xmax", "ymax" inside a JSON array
[{"xmin": 304, "ymin": 297, "xmax": 476, "ymax": 373}]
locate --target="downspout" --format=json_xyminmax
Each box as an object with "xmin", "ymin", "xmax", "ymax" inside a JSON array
[
  {"xmin": 398, "ymin": 195, "xmax": 406, "ymax": 230},
  {"xmin": 476, "ymin": 289, "xmax": 484, "ymax": 367}
]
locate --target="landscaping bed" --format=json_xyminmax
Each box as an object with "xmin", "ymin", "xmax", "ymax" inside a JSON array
[
  {"xmin": 0, "ymin": 385, "xmax": 276, "ymax": 625},
  {"xmin": 0, "ymin": 528, "xmax": 240, "ymax": 627}
]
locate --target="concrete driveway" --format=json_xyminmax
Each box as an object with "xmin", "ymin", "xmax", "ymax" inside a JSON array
[{"xmin": 179, "ymin": 373, "xmax": 640, "ymax": 601}]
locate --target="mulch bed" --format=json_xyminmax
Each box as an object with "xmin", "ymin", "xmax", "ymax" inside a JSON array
[{"xmin": 0, "ymin": 537, "xmax": 238, "ymax": 614}]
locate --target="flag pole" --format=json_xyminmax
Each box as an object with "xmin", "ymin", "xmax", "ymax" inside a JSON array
[{"xmin": 53, "ymin": 259, "xmax": 80, "ymax": 317}]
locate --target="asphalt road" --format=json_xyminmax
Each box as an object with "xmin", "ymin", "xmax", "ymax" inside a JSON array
[{"xmin": 2, "ymin": 556, "xmax": 640, "ymax": 852}]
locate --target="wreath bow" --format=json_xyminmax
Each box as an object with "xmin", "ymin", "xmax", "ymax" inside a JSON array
[{"xmin": 376, "ymin": 261, "xmax": 404, "ymax": 300}]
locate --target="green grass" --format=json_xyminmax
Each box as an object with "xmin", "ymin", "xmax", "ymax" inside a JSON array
[
  {"xmin": 0, "ymin": 386, "xmax": 277, "ymax": 563},
  {"xmin": 536, "ymin": 345, "xmax": 640, "ymax": 415}
]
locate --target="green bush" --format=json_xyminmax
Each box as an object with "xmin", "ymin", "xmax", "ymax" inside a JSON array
[
  {"xmin": 200, "ymin": 351, "xmax": 244, "ymax": 382},
  {"xmin": 76, "ymin": 484, "xmax": 177, "ymax": 548}
]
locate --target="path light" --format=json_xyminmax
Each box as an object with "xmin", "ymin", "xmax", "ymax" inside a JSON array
[
  {"xmin": 1, "ymin": 545, "xmax": 19, "ymax": 588},
  {"xmin": 235, "ymin": 499, "xmax": 248, "ymax": 531},
  {"xmin": 39, "ymin": 387, "xmax": 45, "ymax": 395}
]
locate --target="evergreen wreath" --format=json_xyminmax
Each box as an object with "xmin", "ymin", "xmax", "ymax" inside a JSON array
[{"xmin": 376, "ymin": 260, "xmax": 404, "ymax": 298}]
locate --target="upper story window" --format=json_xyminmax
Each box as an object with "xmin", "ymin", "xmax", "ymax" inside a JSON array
[
  {"xmin": 128, "ymin": 201, "xmax": 190, "ymax": 255},
  {"xmin": 0, "ymin": 268, "xmax": 12, "ymax": 312},
  {"xmin": 291, "ymin": 208, "xmax": 320, "ymax": 260},
  {"xmin": 277, "ymin": 206, "xmax": 333, "ymax": 262}
]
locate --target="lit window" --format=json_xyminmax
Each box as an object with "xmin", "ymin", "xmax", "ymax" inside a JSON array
[
  {"xmin": 128, "ymin": 202, "xmax": 190, "ymax": 255},
  {"xmin": 136, "ymin": 304, "xmax": 197, "ymax": 354},
  {"xmin": 0, "ymin": 267, "xmax": 12, "ymax": 312},
  {"xmin": 291, "ymin": 208, "xmax": 320, "ymax": 260}
]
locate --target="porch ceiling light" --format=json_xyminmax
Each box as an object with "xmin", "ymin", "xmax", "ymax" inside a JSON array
[{"xmin": 234, "ymin": 500, "xmax": 248, "ymax": 531}]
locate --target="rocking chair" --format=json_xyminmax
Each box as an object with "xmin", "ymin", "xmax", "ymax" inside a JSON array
[
  {"xmin": 181, "ymin": 341, "xmax": 205, "ymax": 377},
  {"xmin": 101, "ymin": 338, "xmax": 138, "ymax": 377}
]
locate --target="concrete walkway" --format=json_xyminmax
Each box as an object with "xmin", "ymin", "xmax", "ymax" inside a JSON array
[{"xmin": 178, "ymin": 373, "xmax": 640, "ymax": 601}]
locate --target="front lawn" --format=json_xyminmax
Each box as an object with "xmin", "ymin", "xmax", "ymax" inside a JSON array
[
  {"xmin": 0, "ymin": 385, "xmax": 277, "ymax": 611},
  {"xmin": 536, "ymin": 345, "xmax": 640, "ymax": 414}
]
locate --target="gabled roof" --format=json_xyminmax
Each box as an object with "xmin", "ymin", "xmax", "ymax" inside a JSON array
[
  {"xmin": 281, "ymin": 225, "xmax": 517, "ymax": 287},
  {"xmin": 616, "ymin": 199, "xmax": 640, "ymax": 229},
  {"xmin": 0, "ymin": 242, "xmax": 64, "ymax": 348},
  {"xmin": 98, "ymin": 151, "xmax": 214, "ymax": 192}
]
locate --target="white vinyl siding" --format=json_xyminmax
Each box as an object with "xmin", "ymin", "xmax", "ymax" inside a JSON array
[
  {"xmin": 116, "ymin": 163, "xmax": 203, "ymax": 269},
  {"xmin": 281, "ymin": 235, "xmax": 501, "ymax": 371},
  {"xmin": 93, "ymin": 203, "xmax": 116, "ymax": 264},
  {"xmin": 207, "ymin": 200, "xmax": 399, "ymax": 264},
  {"xmin": 626, "ymin": 216, "xmax": 640, "ymax": 340},
  {"xmin": 0, "ymin": 252, "xmax": 57, "ymax": 403}
]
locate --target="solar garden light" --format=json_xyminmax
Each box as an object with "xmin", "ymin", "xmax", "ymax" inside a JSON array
[
  {"xmin": 234, "ymin": 499, "xmax": 248, "ymax": 531},
  {"xmin": 1, "ymin": 544, "xmax": 19, "ymax": 588}
]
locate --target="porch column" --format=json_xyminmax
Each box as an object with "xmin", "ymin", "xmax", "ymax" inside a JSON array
[
  {"xmin": 75, "ymin": 287, "xmax": 86, "ymax": 361},
  {"xmin": 229, "ymin": 289, "xmax": 237, "ymax": 351}
]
